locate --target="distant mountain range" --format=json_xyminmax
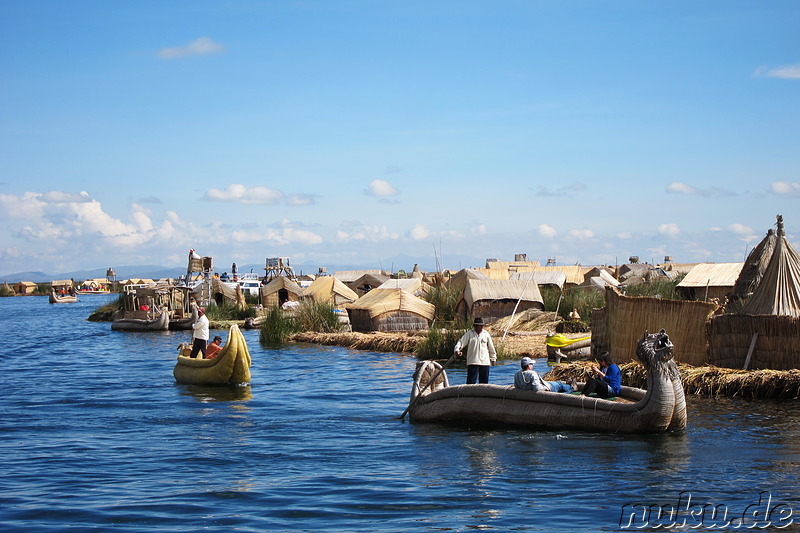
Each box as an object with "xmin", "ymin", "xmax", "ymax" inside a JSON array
[{"xmin": 0, "ymin": 253, "xmax": 487, "ymax": 283}]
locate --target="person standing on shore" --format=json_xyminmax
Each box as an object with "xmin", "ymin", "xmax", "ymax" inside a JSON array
[
  {"xmin": 454, "ymin": 317, "xmax": 496, "ymax": 384},
  {"xmin": 189, "ymin": 306, "xmax": 209, "ymax": 358}
]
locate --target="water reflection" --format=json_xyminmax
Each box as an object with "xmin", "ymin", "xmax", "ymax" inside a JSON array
[{"xmin": 178, "ymin": 384, "xmax": 253, "ymax": 403}]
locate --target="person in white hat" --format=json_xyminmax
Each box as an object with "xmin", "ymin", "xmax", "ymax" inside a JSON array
[
  {"xmin": 454, "ymin": 317, "xmax": 496, "ymax": 384},
  {"xmin": 514, "ymin": 357, "xmax": 574, "ymax": 393}
]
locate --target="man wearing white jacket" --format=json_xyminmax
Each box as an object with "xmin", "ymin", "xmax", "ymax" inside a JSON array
[
  {"xmin": 454, "ymin": 317, "xmax": 496, "ymax": 384},
  {"xmin": 189, "ymin": 306, "xmax": 210, "ymax": 358}
]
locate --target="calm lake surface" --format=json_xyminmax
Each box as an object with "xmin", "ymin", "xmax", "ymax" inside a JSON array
[{"xmin": 2, "ymin": 295, "xmax": 799, "ymax": 532}]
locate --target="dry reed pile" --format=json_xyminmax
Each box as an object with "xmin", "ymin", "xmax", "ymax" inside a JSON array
[
  {"xmin": 547, "ymin": 362, "xmax": 800, "ymax": 400},
  {"xmin": 290, "ymin": 331, "xmax": 421, "ymax": 353}
]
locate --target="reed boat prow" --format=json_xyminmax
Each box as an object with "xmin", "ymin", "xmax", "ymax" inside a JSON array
[
  {"xmin": 407, "ymin": 329, "xmax": 686, "ymax": 434},
  {"xmin": 173, "ymin": 324, "xmax": 252, "ymax": 385}
]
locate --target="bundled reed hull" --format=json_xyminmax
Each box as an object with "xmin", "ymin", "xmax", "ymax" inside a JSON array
[
  {"xmin": 408, "ymin": 330, "xmax": 686, "ymax": 434},
  {"xmin": 173, "ymin": 324, "xmax": 251, "ymax": 385},
  {"xmin": 49, "ymin": 291, "xmax": 78, "ymax": 304},
  {"xmin": 111, "ymin": 308, "xmax": 169, "ymax": 331},
  {"xmin": 169, "ymin": 307, "xmax": 198, "ymax": 331}
]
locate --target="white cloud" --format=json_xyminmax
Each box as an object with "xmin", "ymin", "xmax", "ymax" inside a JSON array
[
  {"xmin": 471, "ymin": 224, "xmax": 488, "ymax": 236},
  {"xmin": 410, "ymin": 224, "xmax": 430, "ymax": 240},
  {"xmin": 658, "ymin": 223, "xmax": 681, "ymax": 237},
  {"xmin": 754, "ymin": 64, "xmax": 800, "ymax": 79},
  {"xmin": 365, "ymin": 179, "xmax": 399, "ymax": 197},
  {"xmin": 568, "ymin": 229, "xmax": 594, "ymax": 240},
  {"xmin": 205, "ymin": 184, "xmax": 284, "ymax": 204},
  {"xmin": 158, "ymin": 37, "xmax": 225, "ymax": 60},
  {"xmin": 538, "ymin": 224, "xmax": 557, "ymax": 238},
  {"xmin": 770, "ymin": 181, "xmax": 800, "ymax": 196},
  {"xmin": 666, "ymin": 182, "xmax": 734, "ymax": 197},
  {"xmin": 535, "ymin": 182, "xmax": 587, "ymax": 197},
  {"xmin": 286, "ymin": 193, "xmax": 315, "ymax": 206},
  {"xmin": 729, "ymin": 223, "xmax": 754, "ymax": 235},
  {"xmin": 617, "ymin": 232, "xmax": 632, "ymax": 239}
]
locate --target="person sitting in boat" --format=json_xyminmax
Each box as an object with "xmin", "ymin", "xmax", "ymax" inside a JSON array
[
  {"xmin": 206, "ymin": 336, "xmax": 223, "ymax": 359},
  {"xmin": 514, "ymin": 357, "xmax": 574, "ymax": 393},
  {"xmin": 580, "ymin": 351, "xmax": 621, "ymax": 398},
  {"xmin": 189, "ymin": 306, "xmax": 209, "ymax": 358},
  {"xmin": 454, "ymin": 317, "xmax": 496, "ymax": 384}
]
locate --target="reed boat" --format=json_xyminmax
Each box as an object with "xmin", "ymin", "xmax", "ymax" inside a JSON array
[
  {"xmin": 406, "ymin": 329, "xmax": 686, "ymax": 434},
  {"xmin": 111, "ymin": 307, "xmax": 169, "ymax": 331},
  {"xmin": 49, "ymin": 290, "xmax": 78, "ymax": 304},
  {"xmin": 169, "ymin": 305, "xmax": 198, "ymax": 331},
  {"xmin": 173, "ymin": 324, "xmax": 251, "ymax": 385}
]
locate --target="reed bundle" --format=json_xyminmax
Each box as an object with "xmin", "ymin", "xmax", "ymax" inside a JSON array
[
  {"xmin": 547, "ymin": 362, "xmax": 800, "ymax": 400},
  {"xmin": 290, "ymin": 331, "xmax": 422, "ymax": 353}
]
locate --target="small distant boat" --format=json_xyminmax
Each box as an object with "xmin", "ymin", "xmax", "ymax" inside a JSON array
[
  {"xmin": 111, "ymin": 307, "xmax": 169, "ymax": 331},
  {"xmin": 49, "ymin": 290, "xmax": 78, "ymax": 304},
  {"xmin": 173, "ymin": 324, "xmax": 251, "ymax": 385},
  {"xmin": 406, "ymin": 329, "xmax": 686, "ymax": 434}
]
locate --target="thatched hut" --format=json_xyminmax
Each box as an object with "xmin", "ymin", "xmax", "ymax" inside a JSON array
[
  {"xmin": 261, "ymin": 276, "xmax": 303, "ymax": 308},
  {"xmin": 346, "ymin": 288, "xmax": 435, "ymax": 332},
  {"xmin": 348, "ymin": 272, "xmax": 391, "ymax": 297},
  {"xmin": 728, "ymin": 228, "xmax": 778, "ymax": 304},
  {"xmin": 13, "ymin": 281, "xmax": 38, "ymax": 295},
  {"xmin": 534, "ymin": 265, "xmax": 590, "ymax": 287},
  {"xmin": 579, "ymin": 267, "xmax": 619, "ymax": 292},
  {"xmin": 377, "ymin": 277, "xmax": 428, "ymax": 296},
  {"xmin": 676, "ymin": 262, "xmax": 743, "ymax": 302},
  {"xmin": 210, "ymin": 278, "xmax": 246, "ymax": 308},
  {"xmin": 302, "ymin": 276, "xmax": 359, "ymax": 309},
  {"xmin": 708, "ymin": 215, "xmax": 800, "ymax": 370},
  {"xmin": 510, "ymin": 271, "xmax": 566, "ymax": 290},
  {"xmin": 592, "ymin": 286, "xmax": 717, "ymax": 366},
  {"xmin": 446, "ymin": 268, "xmax": 489, "ymax": 293},
  {"xmin": 455, "ymin": 279, "xmax": 544, "ymax": 323},
  {"xmin": 333, "ymin": 269, "xmax": 388, "ymax": 284}
]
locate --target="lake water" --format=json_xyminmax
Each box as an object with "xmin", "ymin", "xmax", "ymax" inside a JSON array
[{"xmin": 1, "ymin": 295, "xmax": 799, "ymax": 532}]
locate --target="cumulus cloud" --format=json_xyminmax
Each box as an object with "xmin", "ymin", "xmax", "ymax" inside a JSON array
[
  {"xmin": 770, "ymin": 181, "xmax": 800, "ymax": 196},
  {"xmin": 471, "ymin": 224, "xmax": 488, "ymax": 236},
  {"xmin": 538, "ymin": 224, "xmax": 557, "ymax": 238},
  {"xmin": 205, "ymin": 184, "xmax": 284, "ymax": 204},
  {"xmin": 365, "ymin": 179, "xmax": 399, "ymax": 197},
  {"xmin": 535, "ymin": 182, "xmax": 587, "ymax": 197},
  {"xmin": 729, "ymin": 223, "xmax": 754, "ymax": 235},
  {"xmin": 666, "ymin": 182, "xmax": 734, "ymax": 197},
  {"xmin": 569, "ymin": 229, "xmax": 594, "ymax": 240},
  {"xmin": 158, "ymin": 37, "xmax": 225, "ymax": 59},
  {"xmin": 337, "ymin": 223, "xmax": 399, "ymax": 243},
  {"xmin": 410, "ymin": 224, "xmax": 430, "ymax": 240},
  {"xmin": 658, "ymin": 223, "xmax": 681, "ymax": 237},
  {"xmin": 753, "ymin": 64, "xmax": 800, "ymax": 79},
  {"xmin": 286, "ymin": 193, "xmax": 315, "ymax": 206}
]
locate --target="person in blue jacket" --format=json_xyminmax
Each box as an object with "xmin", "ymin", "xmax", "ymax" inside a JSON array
[{"xmin": 580, "ymin": 351, "xmax": 621, "ymax": 398}]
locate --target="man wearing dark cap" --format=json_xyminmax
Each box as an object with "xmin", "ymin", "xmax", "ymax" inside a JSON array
[
  {"xmin": 454, "ymin": 317, "xmax": 496, "ymax": 384},
  {"xmin": 189, "ymin": 306, "xmax": 209, "ymax": 358},
  {"xmin": 205, "ymin": 335, "xmax": 223, "ymax": 359}
]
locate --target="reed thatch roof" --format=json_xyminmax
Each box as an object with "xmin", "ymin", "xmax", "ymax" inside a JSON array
[
  {"xmin": 302, "ymin": 276, "xmax": 359, "ymax": 306},
  {"xmin": 730, "ymin": 228, "xmax": 779, "ymax": 302},
  {"xmin": 740, "ymin": 216, "xmax": 800, "ymax": 317},
  {"xmin": 377, "ymin": 277, "xmax": 427, "ymax": 295},
  {"xmin": 510, "ymin": 270, "xmax": 567, "ymax": 289},
  {"xmin": 677, "ymin": 263, "xmax": 744, "ymax": 288},
  {"xmin": 345, "ymin": 288, "xmax": 435, "ymax": 320},
  {"xmin": 461, "ymin": 279, "xmax": 544, "ymax": 308},
  {"xmin": 534, "ymin": 265, "xmax": 589, "ymax": 285},
  {"xmin": 348, "ymin": 272, "xmax": 391, "ymax": 295},
  {"xmin": 333, "ymin": 269, "xmax": 389, "ymax": 283},
  {"xmin": 447, "ymin": 268, "xmax": 490, "ymax": 292},
  {"xmin": 261, "ymin": 275, "xmax": 303, "ymax": 297},
  {"xmin": 485, "ymin": 259, "xmax": 541, "ymax": 272}
]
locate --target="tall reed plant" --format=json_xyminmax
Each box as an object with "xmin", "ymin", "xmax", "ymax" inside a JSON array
[
  {"xmin": 423, "ymin": 284, "xmax": 461, "ymax": 323},
  {"xmin": 259, "ymin": 305, "xmax": 298, "ymax": 345},
  {"xmin": 294, "ymin": 300, "xmax": 343, "ymax": 333},
  {"xmin": 204, "ymin": 302, "xmax": 256, "ymax": 321},
  {"xmin": 540, "ymin": 286, "xmax": 605, "ymax": 325}
]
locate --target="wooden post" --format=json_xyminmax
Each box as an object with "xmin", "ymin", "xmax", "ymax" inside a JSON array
[{"xmin": 743, "ymin": 332, "xmax": 758, "ymax": 370}]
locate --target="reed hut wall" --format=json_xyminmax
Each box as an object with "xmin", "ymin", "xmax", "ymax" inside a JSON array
[
  {"xmin": 708, "ymin": 314, "xmax": 800, "ymax": 370},
  {"xmin": 457, "ymin": 299, "xmax": 542, "ymax": 324},
  {"xmin": 593, "ymin": 287, "xmax": 717, "ymax": 365},
  {"xmin": 349, "ymin": 309, "xmax": 429, "ymax": 333}
]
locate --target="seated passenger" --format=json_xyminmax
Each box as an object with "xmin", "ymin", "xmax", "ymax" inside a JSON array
[
  {"xmin": 514, "ymin": 357, "xmax": 574, "ymax": 393},
  {"xmin": 205, "ymin": 336, "xmax": 223, "ymax": 359},
  {"xmin": 581, "ymin": 352, "xmax": 621, "ymax": 398}
]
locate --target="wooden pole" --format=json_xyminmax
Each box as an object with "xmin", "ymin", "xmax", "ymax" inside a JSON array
[{"xmin": 743, "ymin": 332, "xmax": 758, "ymax": 370}]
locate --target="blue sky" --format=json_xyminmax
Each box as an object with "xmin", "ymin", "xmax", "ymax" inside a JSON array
[{"xmin": 1, "ymin": 1, "xmax": 798, "ymax": 275}]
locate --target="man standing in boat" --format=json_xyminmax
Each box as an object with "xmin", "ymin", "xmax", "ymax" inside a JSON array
[
  {"xmin": 454, "ymin": 317, "xmax": 496, "ymax": 384},
  {"xmin": 189, "ymin": 306, "xmax": 209, "ymax": 358}
]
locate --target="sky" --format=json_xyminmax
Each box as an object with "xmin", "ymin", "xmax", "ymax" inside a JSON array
[{"xmin": 1, "ymin": 1, "xmax": 798, "ymax": 276}]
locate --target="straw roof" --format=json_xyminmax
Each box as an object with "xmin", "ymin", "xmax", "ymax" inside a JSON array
[
  {"xmin": 677, "ymin": 263, "xmax": 744, "ymax": 288},
  {"xmin": 510, "ymin": 270, "xmax": 566, "ymax": 289},
  {"xmin": 485, "ymin": 259, "xmax": 541, "ymax": 272},
  {"xmin": 730, "ymin": 227, "xmax": 779, "ymax": 302},
  {"xmin": 333, "ymin": 269, "xmax": 389, "ymax": 283},
  {"xmin": 740, "ymin": 216, "xmax": 800, "ymax": 317},
  {"xmin": 447, "ymin": 268, "xmax": 490, "ymax": 292},
  {"xmin": 302, "ymin": 276, "xmax": 359, "ymax": 305},
  {"xmin": 660, "ymin": 263, "xmax": 699, "ymax": 275},
  {"xmin": 377, "ymin": 277, "xmax": 427, "ymax": 295},
  {"xmin": 461, "ymin": 279, "xmax": 544, "ymax": 308},
  {"xmin": 533, "ymin": 265, "xmax": 589, "ymax": 285},
  {"xmin": 261, "ymin": 275, "xmax": 304, "ymax": 297},
  {"xmin": 346, "ymin": 288, "xmax": 435, "ymax": 321},
  {"xmin": 348, "ymin": 272, "xmax": 390, "ymax": 293}
]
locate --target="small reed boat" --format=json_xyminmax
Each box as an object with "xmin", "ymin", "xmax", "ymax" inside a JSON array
[
  {"xmin": 49, "ymin": 290, "xmax": 78, "ymax": 304},
  {"xmin": 406, "ymin": 329, "xmax": 686, "ymax": 434},
  {"xmin": 111, "ymin": 307, "xmax": 170, "ymax": 331},
  {"xmin": 173, "ymin": 324, "xmax": 251, "ymax": 386}
]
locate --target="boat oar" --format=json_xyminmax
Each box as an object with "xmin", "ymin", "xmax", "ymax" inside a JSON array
[{"xmin": 399, "ymin": 353, "xmax": 457, "ymax": 420}]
